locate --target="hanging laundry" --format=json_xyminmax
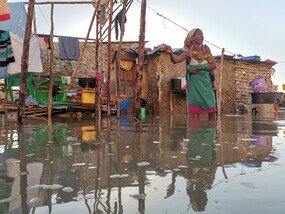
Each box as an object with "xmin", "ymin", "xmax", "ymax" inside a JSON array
[
  {"xmin": 43, "ymin": 36, "xmax": 51, "ymax": 50},
  {"xmin": 0, "ymin": 30, "xmax": 15, "ymax": 67},
  {"xmin": 59, "ymin": 36, "xmax": 80, "ymax": 60},
  {"xmin": 0, "ymin": 2, "xmax": 29, "ymax": 38},
  {"xmin": 115, "ymin": 9, "xmax": 127, "ymax": 40},
  {"xmin": 0, "ymin": 0, "xmax": 10, "ymax": 21},
  {"xmin": 7, "ymin": 32, "xmax": 43, "ymax": 74}
]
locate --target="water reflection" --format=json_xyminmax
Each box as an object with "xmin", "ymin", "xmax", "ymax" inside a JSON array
[{"xmin": 0, "ymin": 113, "xmax": 284, "ymax": 213}]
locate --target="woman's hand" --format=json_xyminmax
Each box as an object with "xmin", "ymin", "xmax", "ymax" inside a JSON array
[
  {"xmin": 164, "ymin": 45, "xmax": 172, "ymax": 54},
  {"xmin": 190, "ymin": 68, "xmax": 198, "ymax": 74}
]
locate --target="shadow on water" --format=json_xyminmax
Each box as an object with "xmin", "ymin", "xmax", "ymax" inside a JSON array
[{"xmin": 0, "ymin": 112, "xmax": 285, "ymax": 213}]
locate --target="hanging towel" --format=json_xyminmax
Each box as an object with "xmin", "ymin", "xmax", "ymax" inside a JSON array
[
  {"xmin": 59, "ymin": 36, "xmax": 80, "ymax": 60},
  {"xmin": 7, "ymin": 32, "xmax": 43, "ymax": 74},
  {"xmin": 0, "ymin": 0, "xmax": 10, "ymax": 21},
  {"xmin": 0, "ymin": 2, "xmax": 28, "ymax": 38},
  {"xmin": 115, "ymin": 9, "xmax": 127, "ymax": 40},
  {"xmin": 0, "ymin": 30, "xmax": 15, "ymax": 67}
]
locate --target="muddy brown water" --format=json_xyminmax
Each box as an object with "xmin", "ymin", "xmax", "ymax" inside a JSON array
[{"xmin": 0, "ymin": 112, "xmax": 285, "ymax": 214}]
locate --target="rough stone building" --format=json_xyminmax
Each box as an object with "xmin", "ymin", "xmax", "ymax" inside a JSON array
[
  {"xmin": 143, "ymin": 52, "xmax": 276, "ymax": 114},
  {"xmin": 38, "ymin": 40, "xmax": 276, "ymax": 114}
]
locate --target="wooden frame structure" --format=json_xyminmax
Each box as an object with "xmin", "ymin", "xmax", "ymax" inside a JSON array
[{"xmin": 15, "ymin": 0, "xmax": 146, "ymax": 124}]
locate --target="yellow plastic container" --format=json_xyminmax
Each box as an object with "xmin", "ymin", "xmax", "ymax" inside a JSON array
[
  {"xmin": 81, "ymin": 126, "xmax": 96, "ymax": 142},
  {"xmin": 82, "ymin": 88, "xmax": 96, "ymax": 105},
  {"xmin": 283, "ymin": 84, "xmax": 285, "ymax": 91}
]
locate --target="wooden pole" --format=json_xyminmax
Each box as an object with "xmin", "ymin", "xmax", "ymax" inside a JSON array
[
  {"xmin": 47, "ymin": 4, "xmax": 54, "ymax": 124},
  {"xmin": 115, "ymin": 0, "xmax": 128, "ymax": 118},
  {"xmin": 68, "ymin": 7, "xmax": 98, "ymax": 89},
  {"xmin": 218, "ymin": 48, "xmax": 225, "ymax": 116},
  {"xmin": 94, "ymin": 0, "xmax": 101, "ymax": 118},
  {"xmin": 17, "ymin": 0, "xmax": 35, "ymax": 124},
  {"xmin": 101, "ymin": 0, "xmax": 133, "ymax": 41},
  {"xmin": 107, "ymin": 0, "xmax": 114, "ymax": 118},
  {"xmin": 134, "ymin": 0, "xmax": 147, "ymax": 120},
  {"xmin": 33, "ymin": 6, "xmax": 37, "ymax": 36}
]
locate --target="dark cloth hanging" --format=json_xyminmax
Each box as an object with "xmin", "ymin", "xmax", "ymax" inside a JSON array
[
  {"xmin": 78, "ymin": 77, "xmax": 96, "ymax": 88},
  {"xmin": 0, "ymin": 30, "xmax": 15, "ymax": 67},
  {"xmin": 43, "ymin": 36, "xmax": 51, "ymax": 50},
  {"xmin": 59, "ymin": 36, "xmax": 80, "ymax": 60},
  {"xmin": 115, "ymin": 9, "xmax": 127, "ymax": 40}
]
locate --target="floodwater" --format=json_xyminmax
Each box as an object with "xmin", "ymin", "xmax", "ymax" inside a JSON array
[{"xmin": 0, "ymin": 112, "xmax": 285, "ymax": 214}]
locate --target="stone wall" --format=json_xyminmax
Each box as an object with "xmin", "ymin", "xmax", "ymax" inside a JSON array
[
  {"xmin": 38, "ymin": 40, "xmax": 275, "ymax": 114},
  {"xmin": 38, "ymin": 38, "xmax": 139, "ymax": 96},
  {"xmin": 145, "ymin": 53, "xmax": 186, "ymax": 114},
  {"xmin": 216, "ymin": 57, "xmax": 274, "ymax": 113}
]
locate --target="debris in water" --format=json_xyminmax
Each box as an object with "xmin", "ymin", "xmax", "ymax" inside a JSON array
[
  {"xmin": 130, "ymin": 194, "xmax": 146, "ymax": 200},
  {"xmin": 137, "ymin": 161, "xmax": 150, "ymax": 167},
  {"xmin": 72, "ymin": 163, "xmax": 86, "ymax": 167},
  {"xmin": 62, "ymin": 187, "xmax": 74, "ymax": 193},
  {"xmin": 146, "ymin": 171, "xmax": 156, "ymax": 175},
  {"xmin": 153, "ymin": 141, "xmax": 161, "ymax": 144}
]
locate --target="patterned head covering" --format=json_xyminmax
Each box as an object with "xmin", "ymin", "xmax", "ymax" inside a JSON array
[{"xmin": 184, "ymin": 28, "xmax": 200, "ymax": 51}]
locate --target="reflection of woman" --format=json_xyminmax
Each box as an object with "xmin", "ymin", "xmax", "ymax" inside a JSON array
[
  {"xmin": 164, "ymin": 28, "xmax": 217, "ymax": 121},
  {"xmin": 186, "ymin": 121, "xmax": 217, "ymax": 212}
]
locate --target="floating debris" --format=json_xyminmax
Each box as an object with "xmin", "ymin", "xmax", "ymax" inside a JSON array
[
  {"xmin": 183, "ymin": 138, "xmax": 190, "ymax": 142},
  {"xmin": 0, "ymin": 197, "xmax": 14, "ymax": 203},
  {"xmin": 126, "ymin": 146, "xmax": 130, "ymax": 149},
  {"xmin": 108, "ymin": 142, "xmax": 115, "ymax": 145},
  {"xmin": 178, "ymin": 165, "xmax": 188, "ymax": 169},
  {"xmin": 130, "ymin": 194, "xmax": 146, "ymax": 200},
  {"xmin": 173, "ymin": 168, "xmax": 180, "ymax": 171},
  {"xmin": 137, "ymin": 161, "xmax": 150, "ymax": 167},
  {"xmin": 31, "ymin": 184, "xmax": 63, "ymax": 190},
  {"xmin": 153, "ymin": 141, "xmax": 161, "ymax": 144},
  {"xmin": 171, "ymin": 156, "xmax": 178, "ymax": 159},
  {"xmin": 29, "ymin": 197, "xmax": 40, "ymax": 206},
  {"xmin": 164, "ymin": 170, "xmax": 172, "ymax": 173},
  {"xmin": 241, "ymin": 138, "xmax": 258, "ymax": 142},
  {"xmin": 19, "ymin": 172, "xmax": 28, "ymax": 176},
  {"xmin": 110, "ymin": 174, "xmax": 129, "ymax": 179},
  {"xmin": 195, "ymin": 156, "xmax": 201, "ymax": 159},
  {"xmin": 26, "ymin": 154, "xmax": 35, "ymax": 157},
  {"xmin": 88, "ymin": 166, "xmax": 97, "ymax": 169},
  {"xmin": 146, "ymin": 171, "xmax": 156, "ymax": 175},
  {"xmin": 233, "ymin": 147, "xmax": 239, "ymax": 150},
  {"xmin": 72, "ymin": 163, "xmax": 86, "ymax": 167},
  {"xmin": 62, "ymin": 187, "xmax": 74, "ymax": 193}
]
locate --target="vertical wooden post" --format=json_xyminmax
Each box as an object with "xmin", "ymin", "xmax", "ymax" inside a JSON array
[
  {"xmin": 95, "ymin": 0, "xmax": 101, "ymax": 118},
  {"xmin": 134, "ymin": 0, "xmax": 147, "ymax": 120},
  {"xmin": 107, "ymin": 0, "xmax": 114, "ymax": 118},
  {"xmin": 115, "ymin": 0, "xmax": 128, "ymax": 118},
  {"xmin": 33, "ymin": 6, "xmax": 37, "ymax": 36},
  {"xmin": 48, "ymin": 4, "xmax": 54, "ymax": 125},
  {"xmin": 217, "ymin": 48, "xmax": 225, "ymax": 116},
  {"xmin": 17, "ymin": 0, "xmax": 35, "ymax": 124}
]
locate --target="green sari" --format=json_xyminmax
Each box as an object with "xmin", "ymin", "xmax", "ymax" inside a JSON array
[{"xmin": 186, "ymin": 63, "xmax": 216, "ymax": 114}]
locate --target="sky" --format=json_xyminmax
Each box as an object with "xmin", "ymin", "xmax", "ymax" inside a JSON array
[{"xmin": 7, "ymin": 0, "xmax": 285, "ymax": 91}]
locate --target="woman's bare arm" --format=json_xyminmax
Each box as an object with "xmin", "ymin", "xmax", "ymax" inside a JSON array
[
  {"xmin": 204, "ymin": 45, "xmax": 217, "ymax": 71},
  {"xmin": 164, "ymin": 45, "xmax": 188, "ymax": 64}
]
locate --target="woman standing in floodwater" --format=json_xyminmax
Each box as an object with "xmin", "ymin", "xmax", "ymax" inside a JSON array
[{"xmin": 164, "ymin": 28, "xmax": 217, "ymax": 121}]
